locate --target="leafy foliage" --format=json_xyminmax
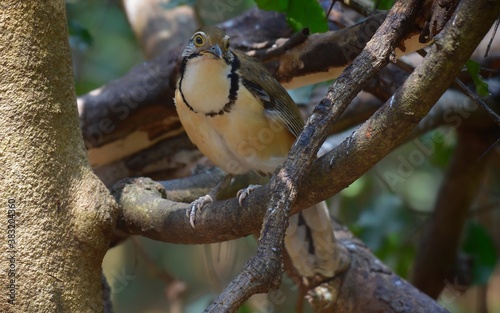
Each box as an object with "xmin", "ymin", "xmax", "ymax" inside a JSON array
[
  {"xmin": 255, "ymin": 0, "xmax": 328, "ymax": 33},
  {"xmin": 67, "ymin": 1, "xmax": 499, "ymax": 312},
  {"xmin": 352, "ymin": 194, "xmax": 417, "ymax": 277},
  {"xmin": 376, "ymin": 0, "xmax": 395, "ymax": 10},
  {"xmin": 68, "ymin": 19, "xmax": 93, "ymax": 48},
  {"xmin": 66, "ymin": 0, "xmax": 142, "ymax": 95},
  {"xmin": 466, "ymin": 59, "xmax": 490, "ymax": 97},
  {"xmin": 462, "ymin": 221, "xmax": 497, "ymax": 284},
  {"xmin": 428, "ymin": 130, "xmax": 456, "ymax": 169}
]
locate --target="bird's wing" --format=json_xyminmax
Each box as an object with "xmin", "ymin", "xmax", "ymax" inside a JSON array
[{"xmin": 235, "ymin": 51, "xmax": 305, "ymax": 138}]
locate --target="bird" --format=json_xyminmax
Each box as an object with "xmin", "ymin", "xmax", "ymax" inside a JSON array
[{"xmin": 175, "ymin": 25, "xmax": 344, "ymax": 277}]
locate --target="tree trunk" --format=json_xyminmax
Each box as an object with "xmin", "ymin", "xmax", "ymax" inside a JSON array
[{"xmin": 0, "ymin": 1, "xmax": 117, "ymax": 312}]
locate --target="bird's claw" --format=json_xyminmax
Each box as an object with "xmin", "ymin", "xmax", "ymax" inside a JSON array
[
  {"xmin": 187, "ymin": 194, "xmax": 213, "ymax": 228},
  {"xmin": 236, "ymin": 184, "xmax": 260, "ymax": 206}
]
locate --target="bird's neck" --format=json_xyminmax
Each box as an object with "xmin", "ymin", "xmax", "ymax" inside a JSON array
[{"xmin": 178, "ymin": 54, "xmax": 240, "ymax": 116}]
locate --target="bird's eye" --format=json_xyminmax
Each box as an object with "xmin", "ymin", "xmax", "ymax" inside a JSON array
[{"xmin": 193, "ymin": 34, "xmax": 204, "ymax": 46}]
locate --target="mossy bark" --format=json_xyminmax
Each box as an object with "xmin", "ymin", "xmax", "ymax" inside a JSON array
[{"xmin": 0, "ymin": 1, "xmax": 118, "ymax": 312}]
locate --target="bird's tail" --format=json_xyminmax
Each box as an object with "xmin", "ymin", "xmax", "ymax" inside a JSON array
[{"xmin": 285, "ymin": 201, "xmax": 350, "ymax": 278}]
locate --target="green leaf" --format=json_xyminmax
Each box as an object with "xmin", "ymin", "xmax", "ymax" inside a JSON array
[
  {"xmin": 462, "ymin": 221, "xmax": 497, "ymax": 285},
  {"xmin": 376, "ymin": 0, "xmax": 395, "ymax": 10},
  {"xmin": 466, "ymin": 59, "xmax": 480, "ymax": 75},
  {"xmin": 237, "ymin": 304, "xmax": 253, "ymax": 313},
  {"xmin": 428, "ymin": 130, "xmax": 456, "ymax": 169},
  {"xmin": 354, "ymin": 194, "xmax": 417, "ymax": 278},
  {"xmin": 255, "ymin": 0, "xmax": 328, "ymax": 33},
  {"xmin": 255, "ymin": 0, "xmax": 288, "ymax": 12},
  {"xmin": 68, "ymin": 19, "xmax": 92, "ymax": 47},
  {"xmin": 286, "ymin": 0, "xmax": 328, "ymax": 33},
  {"xmin": 466, "ymin": 59, "xmax": 490, "ymax": 97}
]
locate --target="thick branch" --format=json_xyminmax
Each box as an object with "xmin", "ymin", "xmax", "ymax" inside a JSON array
[
  {"xmin": 307, "ymin": 223, "xmax": 448, "ymax": 313},
  {"xmin": 295, "ymin": 0, "xmax": 500, "ymax": 211},
  {"xmin": 206, "ymin": 1, "xmax": 424, "ymax": 311},
  {"xmin": 115, "ymin": 0, "xmax": 500, "ymax": 246},
  {"xmin": 0, "ymin": 1, "xmax": 118, "ymax": 311},
  {"xmin": 79, "ymin": 8, "xmax": 425, "ymax": 169},
  {"xmin": 78, "ymin": 50, "xmax": 181, "ymax": 165},
  {"xmin": 113, "ymin": 0, "xmax": 500, "ymax": 311}
]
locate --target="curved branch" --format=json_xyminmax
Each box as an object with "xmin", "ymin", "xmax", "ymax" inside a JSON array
[
  {"xmin": 114, "ymin": 0, "xmax": 500, "ymax": 245},
  {"xmin": 113, "ymin": 0, "xmax": 500, "ymax": 311},
  {"xmin": 79, "ymin": 7, "xmax": 425, "ymax": 169},
  {"xmin": 206, "ymin": 1, "xmax": 425, "ymax": 310},
  {"xmin": 294, "ymin": 0, "xmax": 500, "ymax": 211},
  {"xmin": 307, "ymin": 222, "xmax": 448, "ymax": 313}
]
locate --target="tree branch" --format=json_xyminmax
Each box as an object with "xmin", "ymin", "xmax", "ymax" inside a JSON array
[
  {"xmin": 114, "ymin": 177, "xmax": 450, "ymax": 312},
  {"xmin": 114, "ymin": 0, "xmax": 500, "ymax": 245},
  {"xmin": 0, "ymin": 1, "xmax": 118, "ymax": 311},
  {"xmin": 78, "ymin": 7, "xmax": 425, "ymax": 170},
  {"xmin": 307, "ymin": 221, "xmax": 448, "ymax": 313},
  {"xmin": 205, "ymin": 1, "xmax": 424, "ymax": 311},
  {"xmin": 112, "ymin": 0, "xmax": 500, "ymax": 311},
  {"xmin": 411, "ymin": 127, "xmax": 499, "ymax": 298},
  {"xmin": 293, "ymin": 0, "xmax": 500, "ymax": 211}
]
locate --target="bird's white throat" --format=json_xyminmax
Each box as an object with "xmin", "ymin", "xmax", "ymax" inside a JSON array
[{"xmin": 181, "ymin": 57, "xmax": 233, "ymax": 114}]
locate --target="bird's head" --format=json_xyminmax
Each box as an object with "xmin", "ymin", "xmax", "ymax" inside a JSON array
[{"xmin": 182, "ymin": 26, "xmax": 232, "ymax": 61}]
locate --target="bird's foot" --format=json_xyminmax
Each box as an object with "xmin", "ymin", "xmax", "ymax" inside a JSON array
[
  {"xmin": 187, "ymin": 194, "xmax": 214, "ymax": 228},
  {"xmin": 236, "ymin": 184, "xmax": 261, "ymax": 206}
]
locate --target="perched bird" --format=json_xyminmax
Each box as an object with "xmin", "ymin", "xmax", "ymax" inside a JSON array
[{"xmin": 175, "ymin": 26, "xmax": 340, "ymax": 277}]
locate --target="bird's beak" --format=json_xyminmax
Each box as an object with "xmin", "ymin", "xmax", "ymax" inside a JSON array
[{"xmin": 205, "ymin": 44, "xmax": 223, "ymax": 59}]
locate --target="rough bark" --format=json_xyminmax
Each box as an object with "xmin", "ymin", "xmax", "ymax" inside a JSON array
[
  {"xmin": 207, "ymin": 0, "xmax": 426, "ymax": 307},
  {"xmin": 78, "ymin": 1, "xmax": 460, "ymax": 190},
  {"xmin": 113, "ymin": 0, "xmax": 500, "ymax": 311},
  {"xmin": 114, "ymin": 176, "xmax": 449, "ymax": 313},
  {"xmin": 307, "ymin": 222, "xmax": 449, "ymax": 313},
  {"xmin": 0, "ymin": 0, "xmax": 497, "ymax": 312},
  {"xmin": 78, "ymin": 7, "xmax": 426, "ymax": 183},
  {"xmin": 0, "ymin": 1, "xmax": 118, "ymax": 312}
]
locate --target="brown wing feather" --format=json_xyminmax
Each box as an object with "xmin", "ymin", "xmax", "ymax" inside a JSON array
[{"xmin": 235, "ymin": 51, "xmax": 304, "ymax": 138}]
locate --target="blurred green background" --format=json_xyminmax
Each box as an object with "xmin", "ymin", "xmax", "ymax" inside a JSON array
[{"xmin": 67, "ymin": 0, "xmax": 500, "ymax": 312}]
